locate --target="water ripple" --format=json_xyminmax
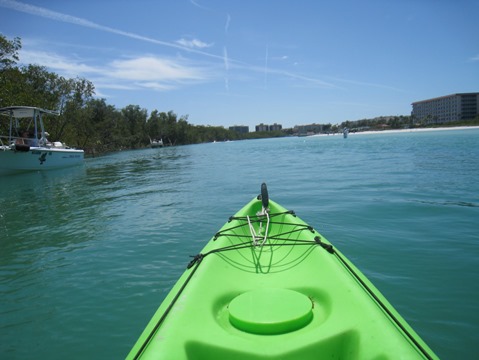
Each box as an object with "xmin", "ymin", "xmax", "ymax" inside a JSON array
[{"xmin": 1, "ymin": 130, "xmax": 479, "ymax": 359}]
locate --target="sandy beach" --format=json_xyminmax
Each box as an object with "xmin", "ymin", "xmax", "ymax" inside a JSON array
[
  {"xmin": 310, "ymin": 126, "xmax": 479, "ymax": 137},
  {"xmin": 347, "ymin": 126, "xmax": 479, "ymax": 136}
]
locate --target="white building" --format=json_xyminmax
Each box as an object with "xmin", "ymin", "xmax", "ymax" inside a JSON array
[{"xmin": 411, "ymin": 93, "xmax": 479, "ymax": 124}]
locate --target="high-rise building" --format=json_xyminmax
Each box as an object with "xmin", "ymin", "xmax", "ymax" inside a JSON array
[
  {"xmin": 411, "ymin": 93, "xmax": 479, "ymax": 124},
  {"xmin": 254, "ymin": 123, "xmax": 283, "ymax": 132},
  {"xmin": 229, "ymin": 125, "xmax": 249, "ymax": 133},
  {"xmin": 269, "ymin": 123, "xmax": 282, "ymax": 131}
]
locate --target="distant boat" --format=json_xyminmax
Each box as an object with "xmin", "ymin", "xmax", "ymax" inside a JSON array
[
  {"xmin": 150, "ymin": 138, "xmax": 164, "ymax": 148},
  {"xmin": 343, "ymin": 128, "xmax": 349, "ymax": 138},
  {"xmin": 0, "ymin": 106, "xmax": 84, "ymax": 175}
]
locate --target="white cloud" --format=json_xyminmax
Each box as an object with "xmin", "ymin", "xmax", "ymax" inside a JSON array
[
  {"xmin": 176, "ymin": 38, "xmax": 213, "ymax": 49},
  {"xmin": 18, "ymin": 46, "xmax": 211, "ymax": 94},
  {"xmin": 137, "ymin": 82, "xmax": 175, "ymax": 91},
  {"xmin": 19, "ymin": 49, "xmax": 99, "ymax": 76},
  {"xmin": 108, "ymin": 56, "xmax": 207, "ymax": 82},
  {"xmin": 93, "ymin": 82, "xmax": 136, "ymax": 91},
  {"xmin": 468, "ymin": 54, "xmax": 479, "ymax": 62}
]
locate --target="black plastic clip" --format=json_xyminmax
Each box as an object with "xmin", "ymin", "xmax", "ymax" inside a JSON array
[
  {"xmin": 187, "ymin": 253, "xmax": 204, "ymax": 269},
  {"xmin": 314, "ymin": 236, "xmax": 334, "ymax": 254}
]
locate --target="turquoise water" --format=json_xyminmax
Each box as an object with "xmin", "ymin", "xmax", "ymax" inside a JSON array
[{"xmin": 1, "ymin": 129, "xmax": 478, "ymax": 359}]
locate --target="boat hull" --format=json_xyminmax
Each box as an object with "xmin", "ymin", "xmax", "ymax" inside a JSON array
[
  {"xmin": 0, "ymin": 147, "xmax": 84, "ymax": 175},
  {"xmin": 127, "ymin": 197, "xmax": 437, "ymax": 359}
]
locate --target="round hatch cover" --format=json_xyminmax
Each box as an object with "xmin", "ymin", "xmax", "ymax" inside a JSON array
[{"xmin": 228, "ymin": 288, "xmax": 313, "ymax": 335}]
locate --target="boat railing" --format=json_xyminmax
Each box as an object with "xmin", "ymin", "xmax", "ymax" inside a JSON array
[
  {"xmin": 0, "ymin": 134, "xmax": 40, "ymax": 148},
  {"xmin": 1, "ymin": 134, "xmax": 71, "ymax": 150},
  {"xmin": 0, "ymin": 135, "xmax": 13, "ymax": 149}
]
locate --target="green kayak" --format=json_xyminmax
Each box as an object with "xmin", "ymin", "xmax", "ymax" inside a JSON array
[{"xmin": 127, "ymin": 184, "xmax": 437, "ymax": 359}]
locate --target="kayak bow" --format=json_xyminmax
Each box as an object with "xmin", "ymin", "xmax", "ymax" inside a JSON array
[{"xmin": 127, "ymin": 184, "xmax": 437, "ymax": 359}]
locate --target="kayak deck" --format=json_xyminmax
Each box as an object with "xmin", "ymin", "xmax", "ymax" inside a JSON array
[{"xmin": 128, "ymin": 193, "xmax": 436, "ymax": 359}]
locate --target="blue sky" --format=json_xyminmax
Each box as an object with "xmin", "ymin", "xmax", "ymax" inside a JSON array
[{"xmin": 1, "ymin": 0, "xmax": 478, "ymax": 129}]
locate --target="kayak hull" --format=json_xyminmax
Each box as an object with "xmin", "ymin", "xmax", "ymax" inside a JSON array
[{"xmin": 128, "ymin": 196, "xmax": 437, "ymax": 359}]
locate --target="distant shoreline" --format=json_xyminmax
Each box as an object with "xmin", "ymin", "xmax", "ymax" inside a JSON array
[
  {"xmin": 312, "ymin": 126, "xmax": 479, "ymax": 137},
  {"xmin": 351, "ymin": 125, "xmax": 479, "ymax": 136}
]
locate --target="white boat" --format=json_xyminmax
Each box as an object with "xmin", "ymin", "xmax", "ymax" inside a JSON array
[
  {"xmin": 0, "ymin": 106, "xmax": 84, "ymax": 175},
  {"xmin": 150, "ymin": 138, "xmax": 164, "ymax": 148}
]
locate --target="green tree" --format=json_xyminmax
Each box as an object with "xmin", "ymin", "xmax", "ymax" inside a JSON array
[
  {"xmin": 0, "ymin": 35, "xmax": 22, "ymax": 107},
  {"xmin": 77, "ymin": 99, "xmax": 122, "ymax": 153},
  {"xmin": 19, "ymin": 64, "xmax": 64, "ymax": 109},
  {"xmin": 146, "ymin": 110, "xmax": 162, "ymax": 141},
  {"xmin": 175, "ymin": 116, "xmax": 189, "ymax": 145},
  {"xmin": 0, "ymin": 66, "xmax": 23, "ymax": 107},
  {"xmin": 54, "ymin": 77, "xmax": 95, "ymax": 147},
  {"xmin": 121, "ymin": 105, "xmax": 148, "ymax": 148},
  {"xmin": 0, "ymin": 34, "xmax": 21, "ymax": 69}
]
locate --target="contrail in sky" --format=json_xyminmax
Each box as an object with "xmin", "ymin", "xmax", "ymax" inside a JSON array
[
  {"xmin": 223, "ymin": 46, "xmax": 229, "ymax": 91},
  {"xmin": 1, "ymin": 0, "xmax": 342, "ymax": 90},
  {"xmin": 225, "ymin": 14, "xmax": 231, "ymax": 34},
  {"xmin": 223, "ymin": 47, "xmax": 229, "ymax": 71},
  {"xmin": 264, "ymin": 45, "xmax": 269, "ymax": 90},
  {"xmin": 0, "ymin": 0, "xmax": 224, "ymax": 61}
]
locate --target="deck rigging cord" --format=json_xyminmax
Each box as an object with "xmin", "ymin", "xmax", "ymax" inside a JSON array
[
  {"xmin": 247, "ymin": 182, "xmax": 271, "ymax": 247},
  {"xmin": 132, "ymin": 211, "xmax": 320, "ymax": 359}
]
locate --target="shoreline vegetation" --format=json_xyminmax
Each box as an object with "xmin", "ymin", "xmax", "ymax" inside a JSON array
[{"xmin": 1, "ymin": 34, "xmax": 478, "ymax": 156}]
